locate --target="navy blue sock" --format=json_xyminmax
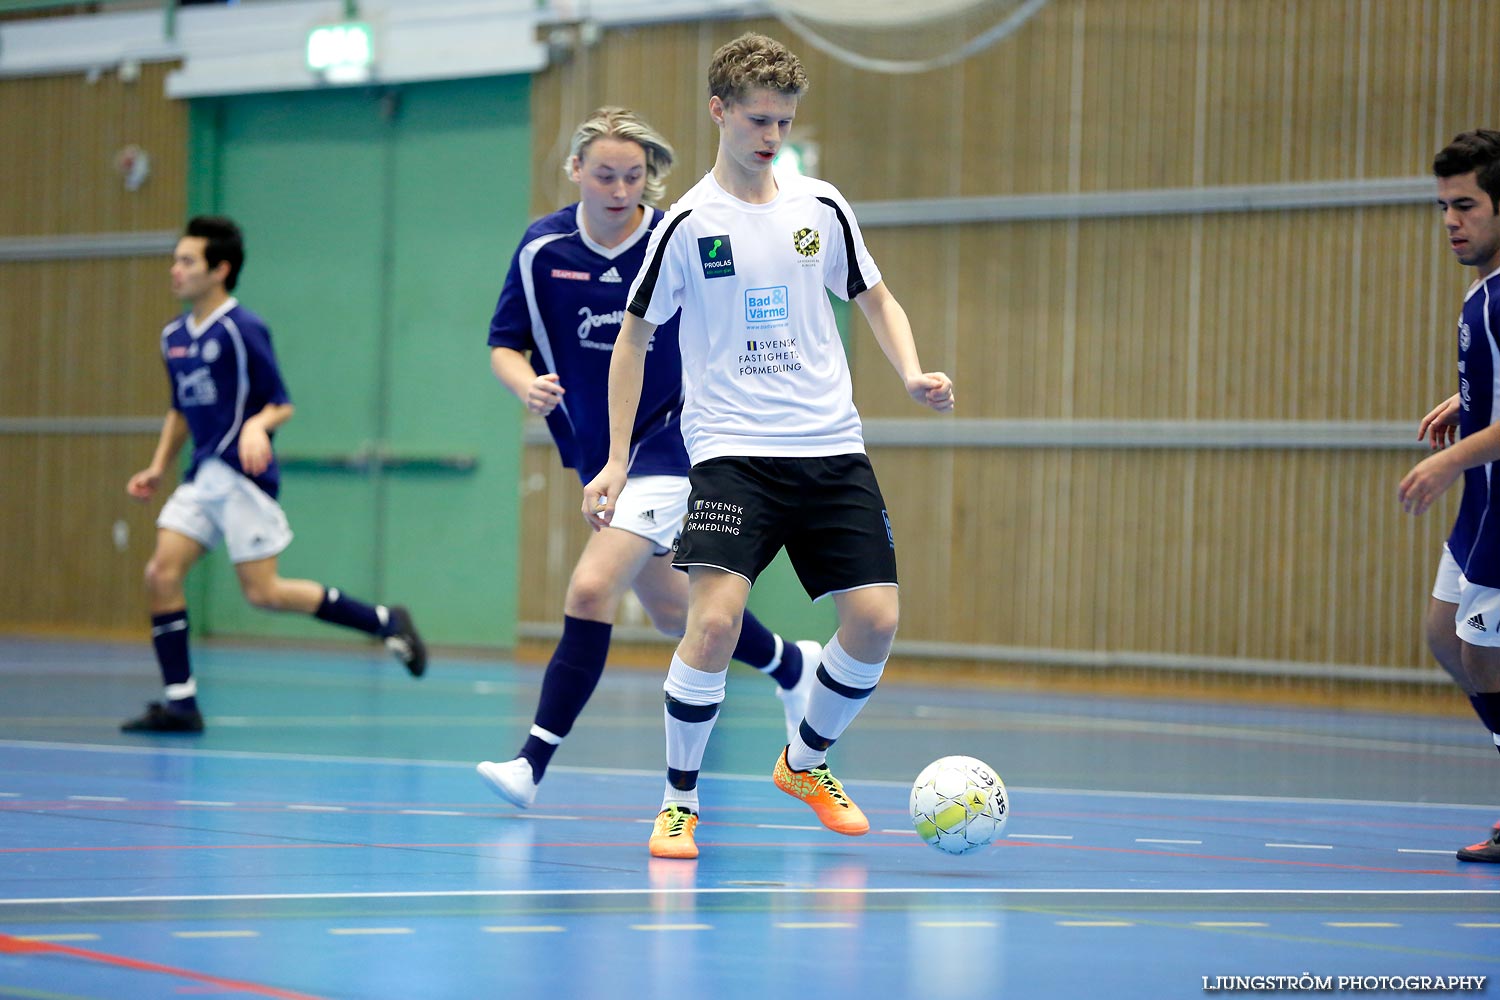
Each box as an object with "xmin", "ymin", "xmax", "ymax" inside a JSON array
[
  {"xmin": 151, "ymin": 609, "xmax": 196, "ymax": 714},
  {"xmin": 314, "ymin": 586, "xmax": 386, "ymax": 636},
  {"xmin": 523, "ymin": 615, "xmax": 612, "ymax": 779},
  {"xmin": 1470, "ymin": 693, "xmax": 1500, "ymax": 752},
  {"xmin": 734, "ymin": 611, "xmax": 802, "ymax": 689}
]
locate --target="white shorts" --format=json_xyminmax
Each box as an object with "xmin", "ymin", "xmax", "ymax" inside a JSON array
[
  {"xmin": 1431, "ymin": 545, "xmax": 1500, "ymax": 647},
  {"xmin": 156, "ymin": 457, "xmax": 294, "ymax": 564},
  {"xmin": 610, "ymin": 475, "xmax": 690, "ymax": 556}
]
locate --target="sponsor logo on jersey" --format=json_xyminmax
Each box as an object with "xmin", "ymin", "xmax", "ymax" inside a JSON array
[
  {"xmin": 599, "ymin": 266, "xmax": 623, "ymax": 283},
  {"xmin": 175, "ymin": 367, "xmax": 218, "ymax": 407},
  {"xmin": 552, "ymin": 268, "xmax": 591, "ymax": 281},
  {"xmin": 744, "ymin": 286, "xmax": 789, "ymax": 325},
  {"xmin": 201, "ymin": 338, "xmax": 221, "ymax": 363},
  {"xmin": 1460, "ymin": 318, "xmax": 1472, "ymax": 352},
  {"xmin": 168, "ymin": 345, "xmax": 190, "ymax": 358},
  {"xmin": 577, "ymin": 306, "xmax": 626, "ymax": 351},
  {"xmin": 793, "ymin": 227, "xmax": 820, "ymax": 257},
  {"xmin": 698, "ymin": 235, "xmax": 735, "ymax": 278},
  {"xmin": 882, "ymin": 509, "xmax": 895, "ymax": 549}
]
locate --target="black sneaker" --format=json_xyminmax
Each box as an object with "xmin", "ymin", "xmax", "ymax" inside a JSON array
[
  {"xmin": 1456, "ymin": 820, "xmax": 1500, "ymax": 863},
  {"xmin": 384, "ymin": 605, "xmax": 426, "ymax": 678},
  {"xmin": 120, "ymin": 701, "xmax": 205, "ymax": 734}
]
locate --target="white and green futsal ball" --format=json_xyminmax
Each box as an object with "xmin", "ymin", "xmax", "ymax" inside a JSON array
[{"xmin": 909, "ymin": 755, "xmax": 1008, "ymax": 855}]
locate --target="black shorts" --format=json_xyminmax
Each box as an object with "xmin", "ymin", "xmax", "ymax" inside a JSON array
[{"xmin": 673, "ymin": 453, "xmax": 898, "ymax": 600}]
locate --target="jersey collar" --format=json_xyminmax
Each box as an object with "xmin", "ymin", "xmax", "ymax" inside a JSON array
[
  {"xmin": 186, "ymin": 296, "xmax": 238, "ymax": 339},
  {"xmin": 574, "ymin": 204, "xmax": 654, "ymax": 260}
]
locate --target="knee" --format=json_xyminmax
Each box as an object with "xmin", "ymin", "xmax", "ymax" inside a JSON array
[
  {"xmin": 565, "ymin": 569, "xmax": 621, "ymax": 622},
  {"xmin": 240, "ymin": 578, "xmax": 282, "ymax": 611},
  {"xmin": 691, "ymin": 607, "xmax": 743, "ymax": 652},
  {"xmin": 844, "ymin": 607, "xmax": 900, "ymax": 660},
  {"xmin": 143, "ymin": 557, "xmax": 184, "ymax": 597},
  {"xmin": 641, "ymin": 596, "xmax": 688, "ymax": 638}
]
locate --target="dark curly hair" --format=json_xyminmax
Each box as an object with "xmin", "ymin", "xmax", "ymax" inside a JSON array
[{"xmin": 1433, "ymin": 129, "xmax": 1500, "ymax": 212}]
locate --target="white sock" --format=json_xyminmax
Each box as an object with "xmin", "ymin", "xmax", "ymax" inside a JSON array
[
  {"xmin": 662, "ymin": 653, "xmax": 726, "ymax": 802},
  {"xmin": 786, "ymin": 633, "xmax": 885, "ymax": 771}
]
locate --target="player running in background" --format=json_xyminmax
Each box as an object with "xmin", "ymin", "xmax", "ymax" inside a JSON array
[
  {"xmin": 476, "ymin": 107, "xmax": 818, "ymax": 808},
  {"xmin": 123, "ymin": 216, "xmax": 425, "ymax": 734},
  {"xmin": 1402, "ymin": 128, "xmax": 1500, "ymax": 863},
  {"xmin": 583, "ymin": 37, "xmax": 955, "ymax": 858}
]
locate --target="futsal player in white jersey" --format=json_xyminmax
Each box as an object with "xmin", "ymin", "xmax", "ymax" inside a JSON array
[
  {"xmin": 583, "ymin": 34, "xmax": 955, "ymax": 858},
  {"xmin": 476, "ymin": 108, "xmax": 819, "ymax": 808},
  {"xmin": 1401, "ymin": 129, "xmax": 1500, "ymax": 863},
  {"xmin": 121, "ymin": 216, "xmax": 425, "ymax": 733}
]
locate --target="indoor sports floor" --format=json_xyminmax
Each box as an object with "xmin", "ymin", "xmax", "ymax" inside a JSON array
[{"xmin": 0, "ymin": 637, "xmax": 1497, "ymax": 999}]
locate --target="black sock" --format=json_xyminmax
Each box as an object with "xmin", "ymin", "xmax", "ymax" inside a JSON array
[
  {"xmin": 314, "ymin": 586, "xmax": 385, "ymax": 636},
  {"xmin": 151, "ymin": 610, "xmax": 196, "ymax": 714},
  {"xmin": 521, "ymin": 616, "xmax": 612, "ymax": 780}
]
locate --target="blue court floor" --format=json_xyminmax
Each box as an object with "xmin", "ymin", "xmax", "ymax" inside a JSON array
[{"xmin": 0, "ymin": 637, "xmax": 1496, "ymax": 999}]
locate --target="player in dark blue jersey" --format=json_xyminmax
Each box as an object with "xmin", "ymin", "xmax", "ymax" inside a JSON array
[
  {"xmin": 1401, "ymin": 130, "xmax": 1500, "ymax": 862},
  {"xmin": 121, "ymin": 216, "xmax": 426, "ymax": 733},
  {"xmin": 476, "ymin": 108, "xmax": 818, "ymax": 808}
]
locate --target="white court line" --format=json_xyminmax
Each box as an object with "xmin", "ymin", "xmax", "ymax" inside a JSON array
[
  {"xmin": 66, "ymin": 795, "xmax": 126, "ymax": 802},
  {"xmin": 285, "ymin": 804, "xmax": 346, "ymax": 812},
  {"xmin": 1265, "ymin": 843, "xmax": 1334, "ymax": 850},
  {"xmin": 1057, "ymin": 920, "xmax": 1134, "ymax": 927},
  {"xmin": 328, "ymin": 927, "xmax": 412, "ymax": 935},
  {"xmin": 0, "ymin": 739, "xmax": 1494, "ymax": 814},
  {"xmin": 1137, "ymin": 838, "xmax": 1203, "ymax": 845},
  {"xmin": 172, "ymin": 930, "xmax": 259, "ymax": 938},
  {"xmin": 1398, "ymin": 848, "xmax": 1456, "ymax": 855},
  {"xmin": 1457, "ymin": 922, "xmax": 1500, "ymax": 927},
  {"xmin": 756, "ymin": 824, "xmax": 820, "ymax": 831},
  {"xmin": 1325, "ymin": 922, "xmax": 1399, "ymax": 928},
  {"xmin": 4, "ymin": 888, "xmax": 1497, "ymax": 906},
  {"xmin": 775, "ymin": 922, "xmax": 855, "ymax": 929},
  {"xmin": 919, "ymin": 920, "xmax": 996, "ymax": 928},
  {"xmin": 175, "ymin": 800, "xmax": 236, "ymax": 806},
  {"xmin": 483, "ymin": 925, "xmax": 564, "ymax": 933},
  {"xmin": 1007, "ymin": 833, "xmax": 1073, "ymax": 840},
  {"xmin": 1194, "ymin": 921, "xmax": 1268, "ymax": 928},
  {"xmin": 400, "ymin": 809, "xmax": 465, "ymax": 816},
  {"xmin": 631, "ymin": 923, "xmax": 711, "ymax": 932},
  {"xmin": 0, "ymin": 792, "xmax": 20, "ymax": 797},
  {"xmin": 15, "ymin": 933, "xmax": 99, "ymax": 941}
]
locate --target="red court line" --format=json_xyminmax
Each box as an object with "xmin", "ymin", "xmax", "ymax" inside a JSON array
[{"xmin": 0, "ymin": 932, "xmax": 329, "ymax": 1000}]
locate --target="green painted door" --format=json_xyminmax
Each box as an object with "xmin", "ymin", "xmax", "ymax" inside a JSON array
[{"xmin": 189, "ymin": 77, "xmax": 529, "ymax": 647}]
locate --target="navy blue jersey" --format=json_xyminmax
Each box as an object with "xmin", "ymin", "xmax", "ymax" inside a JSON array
[
  {"xmin": 159, "ymin": 298, "xmax": 290, "ymax": 498},
  {"xmin": 487, "ymin": 203, "xmax": 688, "ymax": 483},
  {"xmin": 1450, "ymin": 268, "xmax": 1500, "ymax": 587}
]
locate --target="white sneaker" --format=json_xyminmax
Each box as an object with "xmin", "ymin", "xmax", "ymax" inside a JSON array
[
  {"xmin": 775, "ymin": 639, "xmax": 822, "ymax": 744},
  {"xmin": 477, "ymin": 758, "xmax": 538, "ymax": 808}
]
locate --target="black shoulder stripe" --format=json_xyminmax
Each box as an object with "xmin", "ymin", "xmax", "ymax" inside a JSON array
[
  {"xmin": 817, "ymin": 195, "xmax": 869, "ymax": 299},
  {"xmin": 628, "ymin": 208, "xmax": 695, "ymax": 318}
]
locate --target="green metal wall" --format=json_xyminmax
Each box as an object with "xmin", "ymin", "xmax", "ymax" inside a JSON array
[{"xmin": 186, "ymin": 76, "xmax": 530, "ymax": 647}]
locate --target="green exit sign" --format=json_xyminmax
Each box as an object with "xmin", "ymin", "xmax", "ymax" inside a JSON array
[{"xmin": 307, "ymin": 22, "xmax": 374, "ymax": 83}]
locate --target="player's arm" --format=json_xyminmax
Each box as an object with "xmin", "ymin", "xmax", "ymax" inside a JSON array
[
  {"xmin": 854, "ymin": 281, "xmax": 954, "ymax": 412},
  {"xmin": 1399, "ymin": 420, "xmax": 1500, "ymax": 516},
  {"xmin": 490, "ymin": 346, "xmax": 565, "ymax": 417},
  {"xmin": 127, "ymin": 409, "xmax": 190, "ymax": 501},
  {"xmin": 239, "ymin": 402, "xmax": 295, "ymax": 477},
  {"xmin": 1417, "ymin": 393, "xmax": 1461, "ymax": 451},
  {"xmin": 581, "ymin": 313, "xmax": 655, "ymax": 529}
]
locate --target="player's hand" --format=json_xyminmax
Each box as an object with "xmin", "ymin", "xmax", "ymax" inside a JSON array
[
  {"xmin": 126, "ymin": 468, "xmax": 162, "ymax": 501},
  {"xmin": 907, "ymin": 372, "xmax": 955, "ymax": 412},
  {"xmin": 1417, "ymin": 393, "xmax": 1461, "ymax": 451},
  {"xmin": 582, "ymin": 461, "xmax": 627, "ymax": 532},
  {"xmin": 1399, "ymin": 451, "xmax": 1461, "ymax": 516},
  {"xmin": 239, "ymin": 423, "xmax": 273, "ymax": 476},
  {"xmin": 527, "ymin": 374, "xmax": 565, "ymax": 417}
]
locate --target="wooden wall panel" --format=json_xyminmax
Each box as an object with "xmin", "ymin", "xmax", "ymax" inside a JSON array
[
  {"xmin": 0, "ymin": 62, "xmax": 185, "ymax": 237},
  {"xmin": 0, "ymin": 433, "xmax": 168, "ymax": 634},
  {"xmin": 0, "ymin": 257, "xmax": 177, "ymax": 418},
  {"xmin": 2, "ymin": 61, "xmax": 186, "ymax": 636}
]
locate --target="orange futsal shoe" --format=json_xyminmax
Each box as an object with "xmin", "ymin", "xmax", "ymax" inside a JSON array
[
  {"xmin": 648, "ymin": 805, "xmax": 699, "ymax": 859},
  {"xmin": 773, "ymin": 748, "xmax": 869, "ymax": 836}
]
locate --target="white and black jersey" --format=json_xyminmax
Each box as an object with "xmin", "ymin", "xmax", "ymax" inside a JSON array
[{"xmin": 627, "ymin": 172, "xmax": 882, "ymax": 464}]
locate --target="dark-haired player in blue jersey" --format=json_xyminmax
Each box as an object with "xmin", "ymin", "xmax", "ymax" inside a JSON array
[
  {"xmin": 1402, "ymin": 128, "xmax": 1500, "ymax": 863},
  {"xmin": 476, "ymin": 107, "xmax": 818, "ymax": 808},
  {"xmin": 121, "ymin": 216, "xmax": 425, "ymax": 734}
]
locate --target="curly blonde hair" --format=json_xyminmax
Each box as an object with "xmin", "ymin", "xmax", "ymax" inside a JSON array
[
  {"xmin": 565, "ymin": 107, "xmax": 676, "ymax": 206},
  {"xmin": 707, "ymin": 33, "xmax": 808, "ymax": 106}
]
